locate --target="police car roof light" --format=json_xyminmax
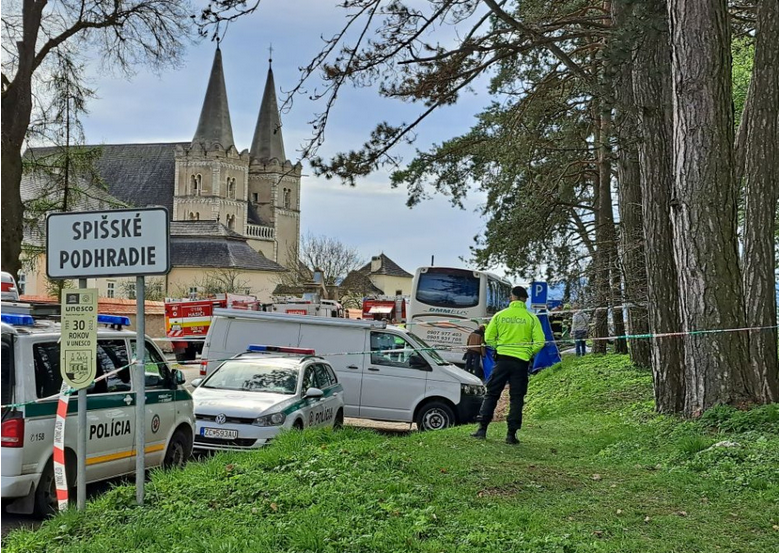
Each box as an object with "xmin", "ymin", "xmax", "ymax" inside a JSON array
[
  {"xmin": 1, "ymin": 313, "xmax": 36, "ymax": 326},
  {"xmin": 247, "ymin": 344, "xmax": 316, "ymax": 355},
  {"xmin": 97, "ymin": 315, "xmax": 132, "ymax": 327}
]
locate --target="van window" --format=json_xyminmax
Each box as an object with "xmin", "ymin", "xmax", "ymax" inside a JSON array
[
  {"xmin": 33, "ymin": 340, "xmax": 131, "ymax": 397},
  {"xmin": 370, "ymin": 332, "xmax": 422, "ymax": 370},
  {"xmin": 313, "ymin": 364, "xmax": 336, "ymax": 387},
  {"xmin": 2, "ymin": 334, "xmax": 14, "ymax": 408},
  {"xmin": 131, "ymin": 341, "xmax": 170, "ymax": 389}
]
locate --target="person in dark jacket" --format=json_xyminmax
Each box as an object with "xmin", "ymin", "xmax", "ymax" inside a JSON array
[{"xmin": 464, "ymin": 325, "xmax": 486, "ymax": 380}]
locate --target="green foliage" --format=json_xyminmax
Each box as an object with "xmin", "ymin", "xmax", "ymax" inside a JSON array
[
  {"xmin": 731, "ymin": 36, "xmax": 755, "ymax": 128},
  {"xmin": 699, "ymin": 403, "xmax": 778, "ymax": 434},
  {"xmin": 4, "ymin": 355, "xmax": 777, "ymax": 553}
]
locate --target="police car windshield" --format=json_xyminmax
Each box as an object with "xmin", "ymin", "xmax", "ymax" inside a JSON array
[
  {"xmin": 202, "ymin": 361, "xmax": 299, "ymax": 394},
  {"xmin": 405, "ymin": 332, "xmax": 449, "ymax": 366}
]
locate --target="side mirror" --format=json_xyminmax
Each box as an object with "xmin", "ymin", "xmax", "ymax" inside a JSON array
[
  {"xmin": 304, "ymin": 387, "xmax": 324, "ymax": 399},
  {"xmin": 173, "ymin": 369, "xmax": 186, "ymax": 386},
  {"xmin": 409, "ymin": 354, "xmax": 431, "ymax": 371},
  {"xmin": 191, "ymin": 377, "xmax": 203, "ymax": 388}
]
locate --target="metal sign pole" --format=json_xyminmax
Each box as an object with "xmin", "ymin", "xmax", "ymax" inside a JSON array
[
  {"xmin": 77, "ymin": 278, "xmax": 87, "ymax": 511},
  {"xmin": 135, "ymin": 276, "xmax": 146, "ymax": 505}
]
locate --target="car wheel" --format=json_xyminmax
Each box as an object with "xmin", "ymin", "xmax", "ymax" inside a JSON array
[
  {"xmin": 293, "ymin": 420, "xmax": 304, "ymax": 430},
  {"xmin": 333, "ymin": 408, "xmax": 344, "ymax": 429},
  {"xmin": 416, "ymin": 401, "xmax": 455, "ymax": 432},
  {"xmin": 163, "ymin": 430, "xmax": 190, "ymax": 469},
  {"xmin": 33, "ymin": 460, "xmax": 59, "ymax": 518}
]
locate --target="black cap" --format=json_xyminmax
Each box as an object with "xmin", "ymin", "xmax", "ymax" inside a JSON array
[{"xmin": 511, "ymin": 286, "xmax": 528, "ymax": 299}]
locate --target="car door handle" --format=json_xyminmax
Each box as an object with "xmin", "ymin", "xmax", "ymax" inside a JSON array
[
  {"xmin": 367, "ymin": 367, "xmax": 380, "ymax": 372},
  {"xmin": 347, "ymin": 365, "xmax": 359, "ymax": 369}
]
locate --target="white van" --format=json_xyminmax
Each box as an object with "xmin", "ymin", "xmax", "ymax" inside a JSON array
[{"xmin": 201, "ymin": 310, "xmax": 485, "ymax": 431}]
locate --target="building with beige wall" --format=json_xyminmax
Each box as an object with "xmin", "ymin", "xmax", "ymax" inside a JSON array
[{"xmin": 18, "ymin": 48, "xmax": 297, "ymax": 303}]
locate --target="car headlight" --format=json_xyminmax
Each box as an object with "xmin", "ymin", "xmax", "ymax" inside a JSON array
[
  {"xmin": 253, "ymin": 412, "xmax": 286, "ymax": 427},
  {"xmin": 461, "ymin": 384, "xmax": 485, "ymax": 396}
]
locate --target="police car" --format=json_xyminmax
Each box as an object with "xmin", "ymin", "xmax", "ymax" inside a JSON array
[
  {"xmin": 1, "ymin": 305, "xmax": 195, "ymax": 516},
  {"xmin": 191, "ymin": 345, "xmax": 345, "ymax": 451}
]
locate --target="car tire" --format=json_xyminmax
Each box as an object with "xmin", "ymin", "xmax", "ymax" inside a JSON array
[
  {"xmin": 33, "ymin": 459, "xmax": 59, "ymax": 518},
  {"xmin": 293, "ymin": 420, "xmax": 304, "ymax": 430},
  {"xmin": 333, "ymin": 408, "xmax": 344, "ymax": 429},
  {"xmin": 163, "ymin": 429, "xmax": 191, "ymax": 469},
  {"xmin": 416, "ymin": 401, "xmax": 455, "ymax": 432}
]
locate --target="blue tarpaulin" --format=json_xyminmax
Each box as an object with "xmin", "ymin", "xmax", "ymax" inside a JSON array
[{"xmin": 480, "ymin": 311, "xmax": 560, "ymax": 381}]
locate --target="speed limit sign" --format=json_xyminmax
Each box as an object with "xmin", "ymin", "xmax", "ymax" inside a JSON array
[{"xmin": 60, "ymin": 289, "xmax": 99, "ymax": 389}]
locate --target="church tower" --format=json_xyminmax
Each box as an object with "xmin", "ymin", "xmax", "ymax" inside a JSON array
[
  {"xmin": 173, "ymin": 46, "xmax": 249, "ymax": 233},
  {"xmin": 247, "ymin": 57, "xmax": 302, "ymax": 268}
]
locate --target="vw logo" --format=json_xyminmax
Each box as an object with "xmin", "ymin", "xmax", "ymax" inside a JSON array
[{"xmin": 215, "ymin": 414, "xmax": 227, "ymax": 425}]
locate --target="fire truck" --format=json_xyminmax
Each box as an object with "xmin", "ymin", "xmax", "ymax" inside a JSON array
[
  {"xmin": 165, "ymin": 294, "xmax": 344, "ymax": 362},
  {"xmin": 361, "ymin": 296, "xmax": 408, "ymax": 324},
  {"xmin": 165, "ymin": 293, "xmax": 259, "ymax": 362}
]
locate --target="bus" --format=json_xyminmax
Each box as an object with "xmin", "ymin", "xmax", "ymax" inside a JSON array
[{"xmin": 408, "ymin": 266, "xmax": 512, "ymax": 365}]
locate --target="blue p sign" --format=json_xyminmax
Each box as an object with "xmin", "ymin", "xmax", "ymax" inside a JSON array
[{"xmin": 531, "ymin": 282, "xmax": 548, "ymax": 306}]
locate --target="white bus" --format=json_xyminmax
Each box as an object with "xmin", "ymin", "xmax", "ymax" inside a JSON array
[{"xmin": 408, "ymin": 266, "xmax": 512, "ymax": 365}]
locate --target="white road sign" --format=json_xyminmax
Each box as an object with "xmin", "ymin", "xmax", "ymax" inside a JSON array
[
  {"xmin": 60, "ymin": 289, "xmax": 98, "ymax": 389},
  {"xmin": 46, "ymin": 207, "xmax": 170, "ymax": 279}
]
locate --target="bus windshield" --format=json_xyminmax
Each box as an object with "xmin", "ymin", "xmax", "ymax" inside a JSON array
[{"xmin": 414, "ymin": 269, "xmax": 480, "ymax": 308}]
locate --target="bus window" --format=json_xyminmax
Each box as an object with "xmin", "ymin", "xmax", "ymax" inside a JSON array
[{"xmin": 414, "ymin": 269, "xmax": 480, "ymax": 308}]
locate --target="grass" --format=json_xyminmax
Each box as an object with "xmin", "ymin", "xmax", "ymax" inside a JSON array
[{"xmin": 3, "ymin": 354, "xmax": 778, "ymax": 552}]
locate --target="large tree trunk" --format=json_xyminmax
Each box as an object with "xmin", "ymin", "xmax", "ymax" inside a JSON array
[
  {"xmin": 591, "ymin": 95, "xmax": 612, "ymax": 356},
  {"xmin": 668, "ymin": 0, "xmax": 757, "ymax": 414},
  {"xmin": 610, "ymin": 0, "xmax": 646, "ymax": 365},
  {"xmin": 1, "ymin": 0, "xmax": 45, "ymax": 280},
  {"xmin": 632, "ymin": 0, "xmax": 685, "ymax": 413},
  {"xmin": 739, "ymin": 0, "xmax": 779, "ymax": 402}
]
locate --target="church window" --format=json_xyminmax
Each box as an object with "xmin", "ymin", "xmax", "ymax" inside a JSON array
[
  {"xmin": 227, "ymin": 177, "xmax": 236, "ymax": 199},
  {"xmin": 196, "ymin": 212, "xmax": 200, "ymax": 220},
  {"xmin": 192, "ymin": 174, "xmax": 202, "ymax": 196},
  {"xmin": 227, "ymin": 214, "xmax": 235, "ymax": 231},
  {"xmin": 189, "ymin": 212, "xmax": 197, "ymax": 221},
  {"xmin": 284, "ymin": 188, "xmax": 291, "ymax": 209},
  {"xmin": 253, "ymin": 192, "xmax": 259, "ymax": 203}
]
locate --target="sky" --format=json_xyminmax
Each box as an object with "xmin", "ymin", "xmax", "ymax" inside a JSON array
[{"xmin": 78, "ymin": 0, "xmax": 520, "ymax": 281}]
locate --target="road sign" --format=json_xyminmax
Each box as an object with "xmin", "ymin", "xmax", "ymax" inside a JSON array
[
  {"xmin": 46, "ymin": 207, "xmax": 170, "ymax": 279},
  {"xmin": 60, "ymin": 289, "xmax": 98, "ymax": 389},
  {"xmin": 530, "ymin": 281, "xmax": 548, "ymax": 307}
]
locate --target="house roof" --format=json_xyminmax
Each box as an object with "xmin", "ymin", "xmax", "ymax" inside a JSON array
[
  {"xmin": 340, "ymin": 271, "xmax": 384, "ymax": 295},
  {"xmin": 19, "ymin": 295, "xmax": 165, "ymax": 315},
  {"xmin": 191, "ymin": 47, "xmax": 235, "ymax": 150},
  {"xmin": 358, "ymin": 254, "xmax": 413, "ymax": 278},
  {"xmin": 169, "ymin": 221, "xmax": 286, "ymax": 272}
]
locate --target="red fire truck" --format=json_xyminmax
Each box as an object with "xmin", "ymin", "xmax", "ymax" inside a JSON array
[
  {"xmin": 361, "ymin": 296, "xmax": 408, "ymax": 324},
  {"xmin": 165, "ymin": 293, "xmax": 259, "ymax": 362}
]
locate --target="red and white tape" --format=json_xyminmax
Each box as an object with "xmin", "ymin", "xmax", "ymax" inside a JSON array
[{"xmin": 53, "ymin": 381, "xmax": 70, "ymax": 511}]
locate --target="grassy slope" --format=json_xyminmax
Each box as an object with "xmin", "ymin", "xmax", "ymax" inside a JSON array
[{"xmin": 3, "ymin": 355, "xmax": 779, "ymax": 552}]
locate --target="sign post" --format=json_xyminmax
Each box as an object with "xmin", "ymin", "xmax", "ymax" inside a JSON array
[
  {"xmin": 47, "ymin": 207, "xmax": 170, "ymax": 508},
  {"xmin": 530, "ymin": 281, "xmax": 548, "ymax": 309}
]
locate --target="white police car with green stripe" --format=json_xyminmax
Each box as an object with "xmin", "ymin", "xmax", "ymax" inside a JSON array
[
  {"xmin": 1, "ymin": 308, "xmax": 194, "ymax": 517},
  {"xmin": 191, "ymin": 345, "xmax": 345, "ymax": 451}
]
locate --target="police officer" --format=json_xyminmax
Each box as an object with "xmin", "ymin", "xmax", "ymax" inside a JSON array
[{"xmin": 471, "ymin": 286, "xmax": 545, "ymax": 444}]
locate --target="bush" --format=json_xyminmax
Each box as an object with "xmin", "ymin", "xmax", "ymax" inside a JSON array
[{"xmin": 699, "ymin": 404, "xmax": 779, "ymax": 434}]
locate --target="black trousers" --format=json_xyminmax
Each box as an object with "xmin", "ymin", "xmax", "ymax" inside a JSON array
[{"xmin": 477, "ymin": 355, "xmax": 530, "ymax": 431}]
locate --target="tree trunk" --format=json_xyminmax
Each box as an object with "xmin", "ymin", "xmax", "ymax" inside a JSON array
[
  {"xmin": 668, "ymin": 0, "xmax": 757, "ymax": 414},
  {"xmin": 632, "ymin": 0, "xmax": 685, "ymax": 413},
  {"xmin": 739, "ymin": 0, "xmax": 779, "ymax": 402},
  {"xmin": 591, "ymin": 95, "xmax": 612, "ymax": 356}
]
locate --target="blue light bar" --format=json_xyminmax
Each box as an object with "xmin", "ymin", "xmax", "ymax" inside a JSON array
[
  {"xmin": 247, "ymin": 344, "xmax": 315, "ymax": 355},
  {"xmin": 97, "ymin": 315, "xmax": 131, "ymax": 327},
  {"xmin": 1, "ymin": 313, "xmax": 35, "ymax": 326}
]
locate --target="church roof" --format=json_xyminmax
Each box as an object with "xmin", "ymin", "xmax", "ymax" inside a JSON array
[
  {"xmin": 358, "ymin": 254, "xmax": 413, "ymax": 278},
  {"xmin": 170, "ymin": 221, "xmax": 286, "ymax": 272},
  {"xmin": 192, "ymin": 47, "xmax": 235, "ymax": 150},
  {"xmin": 249, "ymin": 66, "xmax": 286, "ymax": 162}
]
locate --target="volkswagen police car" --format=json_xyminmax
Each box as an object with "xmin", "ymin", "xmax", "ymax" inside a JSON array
[
  {"xmin": 191, "ymin": 345, "xmax": 345, "ymax": 451},
  {"xmin": 1, "ymin": 304, "xmax": 195, "ymax": 517}
]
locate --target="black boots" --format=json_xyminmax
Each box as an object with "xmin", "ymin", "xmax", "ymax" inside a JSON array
[
  {"xmin": 505, "ymin": 430, "xmax": 520, "ymax": 445},
  {"xmin": 471, "ymin": 424, "xmax": 488, "ymax": 439}
]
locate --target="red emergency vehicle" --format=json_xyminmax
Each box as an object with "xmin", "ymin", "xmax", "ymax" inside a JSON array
[{"xmin": 361, "ymin": 296, "xmax": 408, "ymax": 324}]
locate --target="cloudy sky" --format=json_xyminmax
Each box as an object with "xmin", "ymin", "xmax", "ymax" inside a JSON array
[{"xmin": 79, "ymin": 0, "xmax": 519, "ymax": 281}]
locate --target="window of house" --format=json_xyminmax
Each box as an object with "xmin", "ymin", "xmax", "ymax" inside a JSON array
[
  {"xmin": 189, "ymin": 287, "xmax": 199, "ymax": 298},
  {"xmin": 107, "ymin": 281, "xmax": 115, "ymax": 299},
  {"xmin": 127, "ymin": 282, "xmax": 136, "ymax": 300}
]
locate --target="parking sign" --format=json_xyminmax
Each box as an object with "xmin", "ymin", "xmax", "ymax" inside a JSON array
[{"xmin": 530, "ymin": 281, "xmax": 548, "ymax": 308}]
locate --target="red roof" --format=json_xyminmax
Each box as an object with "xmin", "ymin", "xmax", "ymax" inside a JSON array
[{"xmin": 20, "ymin": 295, "xmax": 165, "ymax": 315}]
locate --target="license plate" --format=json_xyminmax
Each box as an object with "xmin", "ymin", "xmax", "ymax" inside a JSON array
[{"xmin": 201, "ymin": 427, "xmax": 238, "ymax": 439}]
